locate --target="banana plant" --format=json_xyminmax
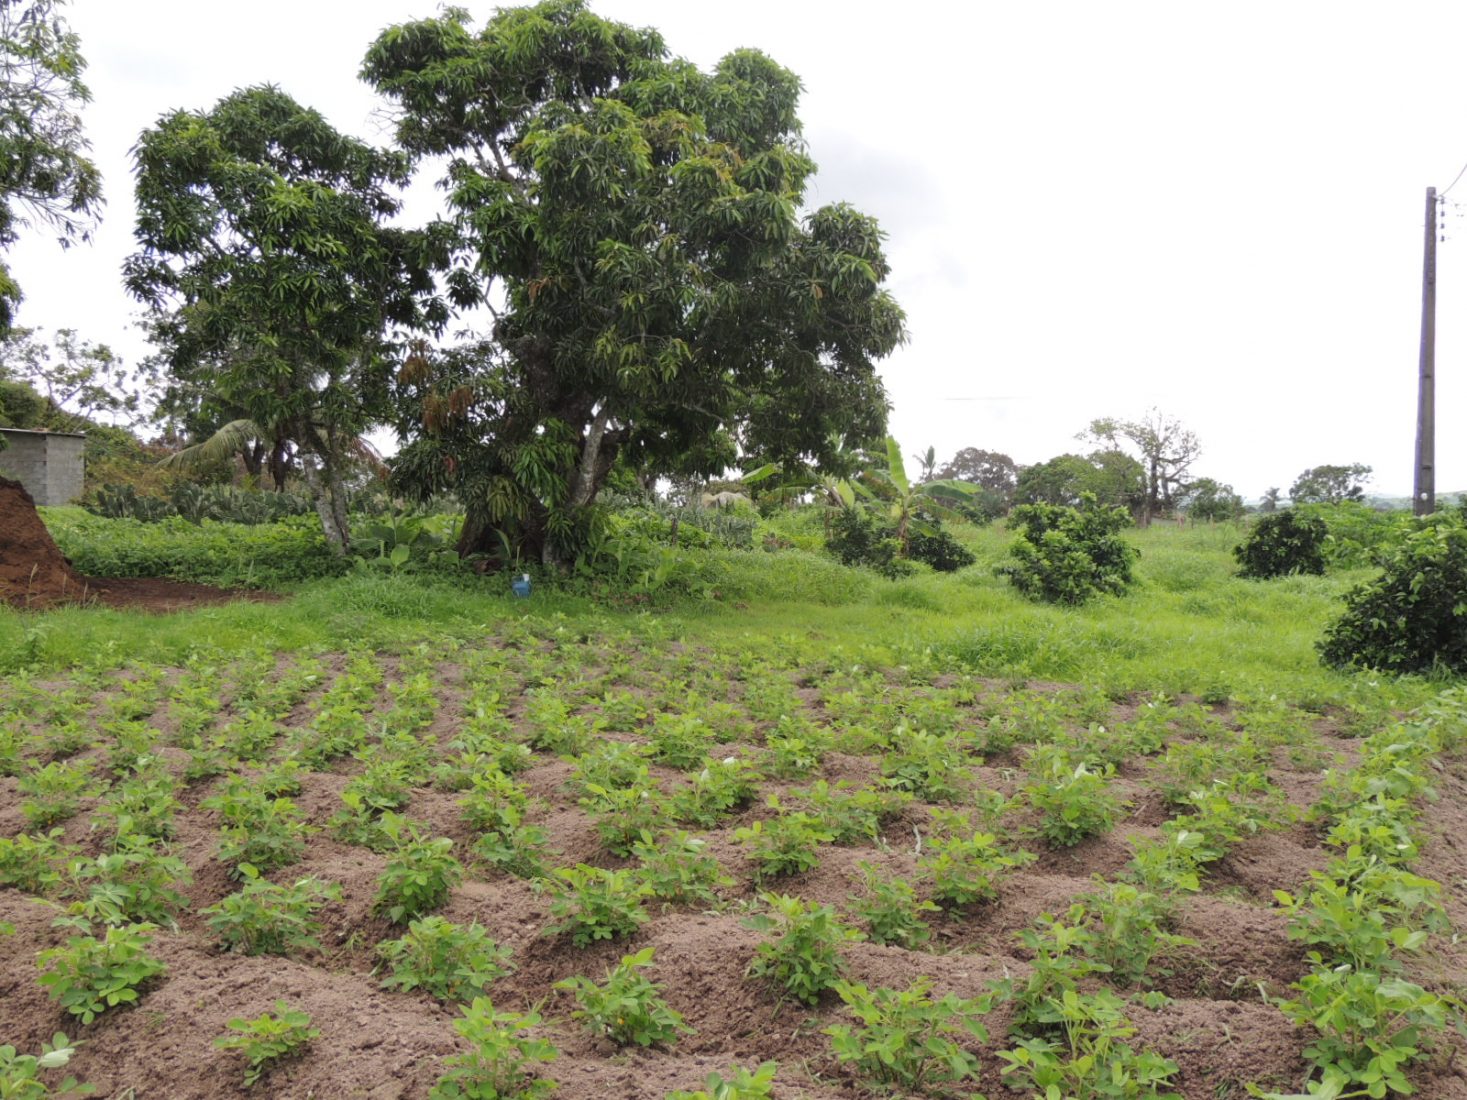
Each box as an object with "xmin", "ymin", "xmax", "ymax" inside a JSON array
[{"xmin": 858, "ymin": 437, "xmax": 979, "ymax": 556}]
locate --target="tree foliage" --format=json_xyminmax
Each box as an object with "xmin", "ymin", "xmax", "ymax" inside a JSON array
[
  {"xmin": 0, "ymin": 0, "xmax": 102, "ymax": 333},
  {"xmin": 935, "ymin": 447, "xmax": 1017, "ymax": 499},
  {"xmin": 0, "ymin": 326, "xmax": 156, "ymax": 431},
  {"xmin": 1289, "ymin": 464, "xmax": 1371, "ymax": 505},
  {"xmin": 1013, "ymin": 451, "xmax": 1143, "ymax": 514},
  {"xmin": 126, "ymin": 86, "xmax": 448, "ymax": 551},
  {"xmin": 1082, "ymin": 409, "xmax": 1199, "ymax": 524},
  {"xmin": 363, "ymin": 0, "xmax": 905, "ymax": 564},
  {"xmin": 1179, "ymin": 477, "xmax": 1243, "ymax": 522}
]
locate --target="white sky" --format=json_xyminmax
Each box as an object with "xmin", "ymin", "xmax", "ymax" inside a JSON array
[{"xmin": 8, "ymin": 0, "xmax": 1467, "ymax": 498}]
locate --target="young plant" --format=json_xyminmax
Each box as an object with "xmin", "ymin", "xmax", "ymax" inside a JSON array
[
  {"xmin": 214, "ymin": 1001, "xmax": 318, "ymax": 1088},
  {"xmin": 633, "ymin": 830, "xmax": 731, "ymax": 908},
  {"xmin": 919, "ymin": 818, "xmax": 1033, "ymax": 908},
  {"xmin": 19, "ymin": 760, "xmax": 95, "ymax": 828},
  {"xmin": 666, "ymin": 1062, "xmax": 778, "ymax": 1100},
  {"xmin": 1273, "ymin": 963, "xmax": 1449, "ymax": 1099},
  {"xmin": 544, "ymin": 865, "xmax": 652, "ymax": 946},
  {"xmin": 1025, "ymin": 752, "xmax": 1122, "ymax": 847},
  {"xmin": 0, "ymin": 830, "xmax": 70, "ymax": 897},
  {"xmin": 668, "ymin": 756, "xmax": 761, "ymax": 828},
  {"xmin": 203, "ymin": 868, "xmax": 341, "ymax": 956},
  {"xmin": 997, "ymin": 988, "xmax": 1181, "ymax": 1100},
  {"xmin": 554, "ymin": 947, "xmax": 690, "ymax": 1047},
  {"xmin": 795, "ymin": 780, "xmax": 910, "ymax": 845},
  {"xmin": 0, "ymin": 1033, "xmax": 91, "ymax": 1099},
  {"xmin": 826, "ymin": 978, "xmax": 991, "ymax": 1092},
  {"xmin": 580, "ymin": 779, "xmax": 669, "ymax": 858},
  {"xmin": 880, "ymin": 726, "xmax": 971, "ymax": 802},
  {"xmin": 649, "ymin": 713, "xmax": 714, "ymax": 770},
  {"xmin": 377, "ymin": 916, "xmax": 513, "ymax": 1003},
  {"xmin": 36, "ymin": 923, "xmax": 167, "ymax": 1025},
  {"xmin": 429, "ymin": 999, "xmax": 557, "ymax": 1100},
  {"xmin": 849, "ymin": 862, "xmax": 939, "ymax": 948},
  {"xmin": 744, "ymin": 893, "xmax": 863, "ymax": 1006},
  {"xmin": 734, "ymin": 807, "xmax": 834, "ymax": 883},
  {"xmin": 373, "ymin": 816, "xmax": 464, "ymax": 924},
  {"xmin": 63, "ymin": 834, "xmax": 192, "ymax": 929},
  {"xmin": 1081, "ymin": 882, "xmax": 1193, "ymax": 987},
  {"xmin": 472, "ymin": 817, "xmax": 554, "ymax": 881},
  {"xmin": 204, "ymin": 782, "xmax": 310, "ymax": 874}
]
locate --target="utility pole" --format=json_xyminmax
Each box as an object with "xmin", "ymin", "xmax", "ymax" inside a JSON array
[{"xmin": 1415, "ymin": 187, "xmax": 1437, "ymax": 516}]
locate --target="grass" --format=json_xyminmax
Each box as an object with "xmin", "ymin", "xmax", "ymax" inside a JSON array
[{"xmin": 0, "ymin": 516, "xmax": 1437, "ymax": 712}]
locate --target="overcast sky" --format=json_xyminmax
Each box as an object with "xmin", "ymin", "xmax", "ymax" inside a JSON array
[{"xmin": 8, "ymin": 0, "xmax": 1467, "ymax": 498}]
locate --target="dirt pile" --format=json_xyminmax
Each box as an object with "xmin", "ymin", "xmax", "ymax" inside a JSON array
[{"xmin": 0, "ymin": 475, "xmax": 95, "ymax": 608}]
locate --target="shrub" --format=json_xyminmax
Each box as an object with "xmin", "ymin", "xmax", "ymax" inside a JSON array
[
  {"xmin": 744, "ymin": 893, "xmax": 862, "ymax": 1005},
  {"xmin": 377, "ymin": 917, "xmax": 513, "ymax": 1003},
  {"xmin": 996, "ymin": 495, "xmax": 1138, "ymax": 604},
  {"xmin": 826, "ymin": 978, "xmax": 991, "ymax": 1092},
  {"xmin": 44, "ymin": 512, "xmax": 348, "ymax": 588},
  {"xmin": 36, "ymin": 923, "xmax": 167, "ymax": 1025},
  {"xmin": 1233, "ymin": 510, "xmax": 1328, "ymax": 579},
  {"xmin": 907, "ymin": 525, "xmax": 977, "ymax": 572},
  {"xmin": 1319, "ymin": 513, "xmax": 1467, "ymax": 673},
  {"xmin": 825, "ymin": 509, "xmax": 913, "ymax": 579},
  {"xmin": 430, "ymin": 999, "xmax": 557, "ymax": 1100},
  {"xmin": 554, "ymin": 947, "xmax": 689, "ymax": 1047},
  {"xmin": 213, "ymin": 1001, "xmax": 318, "ymax": 1088}
]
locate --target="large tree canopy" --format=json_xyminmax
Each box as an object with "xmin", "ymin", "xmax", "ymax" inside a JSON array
[
  {"xmin": 0, "ymin": 0, "xmax": 102, "ymax": 333},
  {"xmin": 362, "ymin": 0, "xmax": 906, "ymax": 563},
  {"xmin": 125, "ymin": 85, "xmax": 449, "ymax": 550},
  {"xmin": 1290, "ymin": 463, "xmax": 1371, "ymax": 505}
]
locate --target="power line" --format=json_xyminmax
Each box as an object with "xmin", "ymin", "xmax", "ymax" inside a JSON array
[{"xmin": 1441, "ymin": 157, "xmax": 1467, "ymax": 198}]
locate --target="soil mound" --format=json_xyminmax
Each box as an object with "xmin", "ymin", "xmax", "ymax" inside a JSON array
[{"xmin": 0, "ymin": 475, "xmax": 95, "ymax": 608}]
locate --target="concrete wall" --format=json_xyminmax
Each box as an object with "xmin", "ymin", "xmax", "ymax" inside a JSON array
[{"xmin": 0, "ymin": 428, "xmax": 85, "ymax": 505}]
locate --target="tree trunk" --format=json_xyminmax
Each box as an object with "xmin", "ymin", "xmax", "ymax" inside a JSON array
[
  {"xmin": 268, "ymin": 440, "xmax": 290, "ymax": 492},
  {"xmin": 301, "ymin": 456, "xmax": 350, "ymax": 555},
  {"xmin": 242, "ymin": 441, "xmax": 265, "ymax": 481}
]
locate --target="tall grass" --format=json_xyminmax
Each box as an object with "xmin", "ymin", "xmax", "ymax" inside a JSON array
[{"xmin": 0, "ymin": 516, "xmax": 1437, "ymax": 713}]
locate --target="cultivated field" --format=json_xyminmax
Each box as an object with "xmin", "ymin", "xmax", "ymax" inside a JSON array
[{"xmin": 2, "ymin": 579, "xmax": 1464, "ymax": 1098}]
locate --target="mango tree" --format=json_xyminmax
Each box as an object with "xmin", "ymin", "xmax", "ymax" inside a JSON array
[
  {"xmin": 126, "ymin": 86, "xmax": 448, "ymax": 552},
  {"xmin": 363, "ymin": 0, "xmax": 905, "ymax": 565}
]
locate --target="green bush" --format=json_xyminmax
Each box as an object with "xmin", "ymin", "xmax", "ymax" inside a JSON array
[
  {"xmin": 824, "ymin": 509, "xmax": 912, "ymax": 579},
  {"xmin": 1233, "ymin": 510, "xmax": 1328, "ymax": 580},
  {"xmin": 43, "ymin": 511, "xmax": 347, "ymax": 588},
  {"xmin": 996, "ymin": 495, "xmax": 1138, "ymax": 604},
  {"xmin": 1319, "ymin": 513, "xmax": 1467, "ymax": 673}
]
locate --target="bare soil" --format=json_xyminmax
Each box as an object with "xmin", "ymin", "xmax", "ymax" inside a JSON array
[{"xmin": 0, "ymin": 478, "xmax": 278, "ymax": 611}]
